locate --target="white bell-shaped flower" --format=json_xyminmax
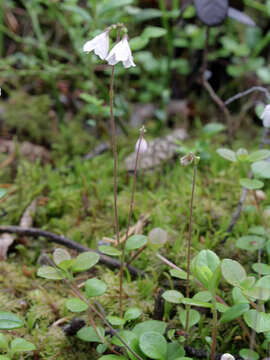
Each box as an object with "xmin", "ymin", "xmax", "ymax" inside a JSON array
[
  {"xmin": 106, "ymin": 35, "xmax": 136, "ymax": 68},
  {"xmin": 135, "ymin": 138, "xmax": 148, "ymax": 154},
  {"xmin": 261, "ymin": 104, "xmax": 270, "ymax": 128},
  {"xmin": 220, "ymin": 354, "xmax": 235, "ymax": 360},
  {"xmin": 83, "ymin": 30, "xmax": 109, "ymax": 60}
]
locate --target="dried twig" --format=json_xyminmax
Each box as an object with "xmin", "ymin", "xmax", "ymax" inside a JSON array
[
  {"xmin": 0, "ymin": 225, "xmax": 143, "ymax": 277},
  {"xmin": 225, "ymin": 86, "xmax": 270, "ymax": 105}
]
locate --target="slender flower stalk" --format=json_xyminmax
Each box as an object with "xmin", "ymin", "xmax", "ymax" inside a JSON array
[
  {"xmin": 180, "ymin": 153, "xmax": 199, "ymax": 332},
  {"xmin": 119, "ymin": 127, "xmax": 146, "ymax": 317},
  {"xmin": 109, "ymin": 65, "xmax": 120, "ymax": 246},
  {"xmin": 211, "ymin": 295, "xmax": 218, "ymax": 360}
]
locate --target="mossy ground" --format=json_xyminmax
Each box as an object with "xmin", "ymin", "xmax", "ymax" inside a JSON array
[{"xmin": 0, "ymin": 119, "xmax": 268, "ymax": 359}]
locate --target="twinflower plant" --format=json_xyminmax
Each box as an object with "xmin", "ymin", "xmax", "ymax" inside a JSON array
[{"xmin": 83, "ymin": 24, "xmax": 137, "ymax": 318}]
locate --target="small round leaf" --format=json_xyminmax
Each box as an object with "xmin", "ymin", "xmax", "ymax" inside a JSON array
[
  {"xmin": 72, "ymin": 252, "xmax": 100, "ymax": 272},
  {"xmin": 126, "ymin": 235, "xmax": 147, "ymax": 251},
  {"xmin": 179, "ymin": 309, "xmax": 200, "ymax": 330},
  {"xmin": 124, "ymin": 307, "xmax": 142, "ymax": 321},
  {"xmin": 53, "ymin": 248, "xmax": 71, "ymax": 265},
  {"xmin": 239, "ymin": 178, "xmax": 264, "ymax": 190},
  {"xmin": 106, "ymin": 316, "xmax": 126, "ymax": 326},
  {"xmin": 98, "ymin": 246, "xmax": 121, "ymax": 257},
  {"xmin": 139, "ymin": 331, "xmax": 167, "ymax": 359},
  {"xmin": 77, "ymin": 326, "xmax": 105, "ymax": 343},
  {"xmin": 10, "ymin": 338, "xmax": 35, "ymax": 353},
  {"xmin": 244, "ymin": 310, "xmax": 270, "ymax": 333},
  {"xmin": 66, "ymin": 298, "xmax": 88, "ymax": 313},
  {"xmin": 162, "ymin": 290, "xmax": 183, "ymax": 304},
  {"xmin": 85, "ymin": 278, "xmax": 107, "ymax": 298},
  {"xmin": 37, "ymin": 266, "xmax": 64, "ymax": 280}
]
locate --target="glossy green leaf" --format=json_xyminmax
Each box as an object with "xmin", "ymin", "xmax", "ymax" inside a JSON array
[
  {"xmin": 251, "ymin": 161, "xmax": 270, "ymax": 179},
  {"xmin": 133, "ymin": 320, "xmax": 167, "ymax": 337},
  {"xmin": 249, "ymin": 226, "xmax": 265, "ymax": 235},
  {"xmin": 240, "ymin": 276, "xmax": 256, "ymax": 290},
  {"xmin": 142, "ymin": 26, "xmax": 167, "ymax": 39},
  {"xmin": 98, "ymin": 0, "xmax": 133, "ymax": 16},
  {"xmin": 179, "ymin": 309, "xmax": 200, "ymax": 330},
  {"xmin": 239, "ymin": 178, "xmax": 264, "ymax": 190},
  {"xmin": 217, "ymin": 148, "xmax": 236, "ymax": 162},
  {"xmin": 129, "ymin": 36, "xmax": 149, "ymax": 51},
  {"xmin": 191, "ymin": 250, "xmax": 220, "ymax": 288},
  {"xmin": 72, "ymin": 252, "xmax": 100, "ymax": 272},
  {"xmin": 252, "ymin": 263, "xmax": 270, "ymax": 275},
  {"xmin": 0, "ymin": 312, "xmax": 24, "ymax": 330},
  {"xmin": 243, "ymin": 286, "xmax": 270, "ymax": 301},
  {"xmin": 247, "ymin": 150, "xmax": 270, "ymax": 162},
  {"xmin": 244, "ymin": 310, "xmax": 270, "ymax": 333},
  {"xmin": 167, "ymin": 341, "xmax": 185, "ymax": 360},
  {"xmin": 139, "ymin": 331, "xmax": 167, "ymax": 359},
  {"xmin": 162, "ymin": 290, "xmax": 183, "ymax": 304},
  {"xmin": 66, "ymin": 298, "xmax": 88, "ymax": 313},
  {"xmin": 203, "ymin": 123, "xmax": 225, "ymax": 136},
  {"xmin": 256, "ymin": 275, "xmax": 270, "ymax": 290},
  {"xmin": 85, "ymin": 278, "xmax": 107, "ymax": 298},
  {"xmin": 106, "ymin": 316, "xmax": 126, "ymax": 326},
  {"xmin": 232, "ymin": 287, "xmax": 249, "ymax": 304},
  {"xmin": 193, "ymin": 291, "xmax": 212, "ymax": 302},
  {"xmin": 37, "ymin": 266, "xmax": 64, "ymax": 280},
  {"xmin": 220, "ymin": 303, "xmax": 249, "ymax": 324},
  {"xmin": 98, "ymin": 246, "xmax": 121, "ymax": 257},
  {"xmin": 10, "ymin": 338, "xmax": 35, "ymax": 353},
  {"xmin": 111, "ymin": 330, "xmax": 143, "ymax": 360},
  {"xmin": 53, "ymin": 248, "xmax": 71, "ymax": 265},
  {"xmin": 126, "ymin": 235, "xmax": 147, "ymax": 251},
  {"xmin": 124, "ymin": 307, "xmax": 142, "ymax": 321},
  {"xmin": 77, "ymin": 326, "xmax": 105, "ymax": 343},
  {"xmin": 236, "ymin": 235, "xmax": 265, "ymax": 252},
  {"xmin": 169, "ymin": 268, "xmax": 187, "ymax": 280},
  {"xmin": 148, "ymin": 228, "xmax": 168, "ymax": 249},
  {"xmin": 181, "ymin": 298, "xmax": 212, "ymax": 308},
  {"xmin": 221, "ymin": 259, "xmax": 247, "ymax": 286},
  {"xmin": 239, "ymin": 348, "xmax": 259, "ymax": 360}
]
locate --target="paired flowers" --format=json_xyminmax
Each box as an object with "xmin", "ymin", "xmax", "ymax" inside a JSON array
[{"xmin": 83, "ymin": 28, "xmax": 135, "ymax": 68}]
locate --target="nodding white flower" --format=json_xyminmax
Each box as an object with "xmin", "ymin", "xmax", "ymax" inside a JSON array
[
  {"xmin": 221, "ymin": 354, "xmax": 235, "ymax": 360},
  {"xmin": 83, "ymin": 30, "xmax": 109, "ymax": 60},
  {"xmin": 106, "ymin": 35, "xmax": 136, "ymax": 68},
  {"xmin": 261, "ymin": 104, "xmax": 270, "ymax": 128},
  {"xmin": 135, "ymin": 138, "xmax": 148, "ymax": 154}
]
